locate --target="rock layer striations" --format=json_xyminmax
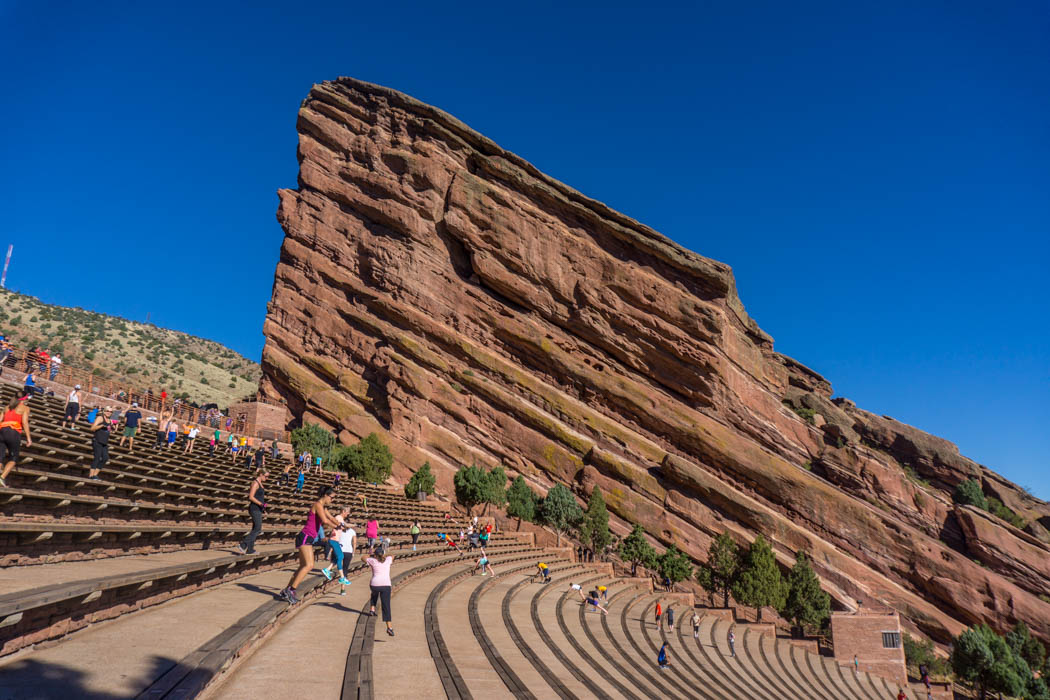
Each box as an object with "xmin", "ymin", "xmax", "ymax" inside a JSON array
[{"xmin": 262, "ymin": 78, "xmax": 1050, "ymax": 644}]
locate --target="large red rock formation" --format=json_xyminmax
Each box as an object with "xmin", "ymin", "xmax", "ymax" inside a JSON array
[{"xmin": 261, "ymin": 77, "xmax": 1050, "ymax": 644}]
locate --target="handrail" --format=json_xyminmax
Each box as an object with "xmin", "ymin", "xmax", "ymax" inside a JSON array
[{"xmin": 1, "ymin": 345, "xmax": 288, "ymax": 442}]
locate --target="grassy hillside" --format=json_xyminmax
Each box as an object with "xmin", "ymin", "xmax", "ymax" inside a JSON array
[{"xmin": 0, "ymin": 289, "xmax": 260, "ymax": 407}]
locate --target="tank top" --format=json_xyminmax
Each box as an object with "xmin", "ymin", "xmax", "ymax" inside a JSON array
[
  {"xmin": 0, "ymin": 408, "xmax": 24, "ymax": 433},
  {"xmin": 250, "ymin": 481, "xmax": 266, "ymax": 509},
  {"xmin": 94, "ymin": 422, "xmax": 109, "ymax": 445},
  {"xmin": 302, "ymin": 508, "xmax": 320, "ymax": 537}
]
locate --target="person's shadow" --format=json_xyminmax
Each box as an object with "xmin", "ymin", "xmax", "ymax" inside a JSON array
[{"xmin": 0, "ymin": 654, "xmax": 178, "ymax": 699}]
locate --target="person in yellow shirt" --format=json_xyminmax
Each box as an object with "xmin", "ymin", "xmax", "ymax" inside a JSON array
[
  {"xmin": 597, "ymin": 584, "xmax": 608, "ymax": 601},
  {"xmin": 537, "ymin": 562, "xmax": 550, "ymax": 584}
]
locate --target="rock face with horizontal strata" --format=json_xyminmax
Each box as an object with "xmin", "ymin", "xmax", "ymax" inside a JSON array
[{"xmin": 261, "ymin": 77, "xmax": 1050, "ymax": 644}]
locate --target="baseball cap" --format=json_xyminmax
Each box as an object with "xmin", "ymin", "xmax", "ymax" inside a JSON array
[
  {"xmin": 75, "ymin": 385, "xmax": 81, "ymax": 389},
  {"xmin": 132, "ymin": 402, "xmax": 138, "ymax": 407}
]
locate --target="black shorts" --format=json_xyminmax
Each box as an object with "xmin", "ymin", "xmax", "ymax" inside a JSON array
[
  {"xmin": 294, "ymin": 531, "xmax": 317, "ymax": 548},
  {"xmin": 64, "ymin": 402, "xmax": 80, "ymax": 421},
  {"xmin": 0, "ymin": 427, "xmax": 22, "ymax": 463}
]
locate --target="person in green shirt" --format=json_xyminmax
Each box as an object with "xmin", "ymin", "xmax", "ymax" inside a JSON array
[{"xmin": 410, "ymin": 521, "xmax": 421, "ymax": 551}]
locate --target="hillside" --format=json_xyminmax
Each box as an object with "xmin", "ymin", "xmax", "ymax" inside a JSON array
[{"xmin": 0, "ymin": 288, "xmax": 260, "ymax": 407}]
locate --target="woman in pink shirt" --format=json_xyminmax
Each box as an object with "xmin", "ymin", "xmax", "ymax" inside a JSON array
[
  {"xmin": 366, "ymin": 545, "xmax": 395, "ymax": 636},
  {"xmin": 365, "ymin": 518, "xmax": 379, "ymax": 551}
]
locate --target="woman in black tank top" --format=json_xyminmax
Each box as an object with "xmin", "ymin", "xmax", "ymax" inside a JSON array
[
  {"xmin": 88, "ymin": 407, "xmax": 111, "ymax": 480},
  {"xmin": 238, "ymin": 469, "xmax": 268, "ymax": 555}
]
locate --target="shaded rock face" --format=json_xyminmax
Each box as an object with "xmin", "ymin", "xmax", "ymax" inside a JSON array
[{"xmin": 262, "ymin": 78, "xmax": 1050, "ymax": 644}]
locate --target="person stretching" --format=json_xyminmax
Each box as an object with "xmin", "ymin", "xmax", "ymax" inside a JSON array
[
  {"xmin": 536, "ymin": 562, "xmax": 551, "ymax": 584},
  {"xmin": 472, "ymin": 550, "xmax": 495, "ymax": 576},
  {"xmin": 237, "ymin": 468, "xmax": 268, "ymax": 555},
  {"xmin": 280, "ymin": 485, "xmax": 339, "ymax": 604},
  {"xmin": 583, "ymin": 593, "xmax": 609, "ymax": 615},
  {"xmin": 320, "ymin": 506, "xmax": 355, "ymax": 589},
  {"xmin": 366, "ymin": 544, "xmax": 395, "ymax": 636},
  {"xmin": 0, "ymin": 396, "xmax": 32, "ymax": 488},
  {"xmin": 657, "ymin": 641, "xmax": 671, "ymax": 669},
  {"xmin": 569, "ymin": 582, "xmax": 586, "ymax": 600}
]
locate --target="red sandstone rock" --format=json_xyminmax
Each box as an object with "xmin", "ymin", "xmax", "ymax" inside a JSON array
[{"xmin": 261, "ymin": 77, "xmax": 1050, "ymax": 644}]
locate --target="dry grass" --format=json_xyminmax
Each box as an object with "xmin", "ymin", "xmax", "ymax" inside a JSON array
[{"xmin": 0, "ymin": 289, "xmax": 259, "ymax": 407}]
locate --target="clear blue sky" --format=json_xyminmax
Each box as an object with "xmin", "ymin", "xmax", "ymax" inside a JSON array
[{"xmin": 2, "ymin": 2, "xmax": 1047, "ymax": 496}]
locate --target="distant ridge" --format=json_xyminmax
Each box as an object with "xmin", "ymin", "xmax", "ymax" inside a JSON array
[{"xmin": 0, "ymin": 288, "xmax": 259, "ymax": 407}]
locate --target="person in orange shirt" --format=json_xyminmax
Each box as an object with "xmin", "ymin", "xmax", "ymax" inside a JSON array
[{"xmin": 0, "ymin": 396, "xmax": 32, "ymax": 487}]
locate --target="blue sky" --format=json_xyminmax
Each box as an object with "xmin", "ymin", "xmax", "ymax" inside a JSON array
[{"xmin": 1, "ymin": 1, "xmax": 1047, "ymax": 496}]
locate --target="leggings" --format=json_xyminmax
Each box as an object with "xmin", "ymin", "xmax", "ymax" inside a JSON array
[
  {"xmin": 369, "ymin": 585, "xmax": 392, "ymax": 622},
  {"xmin": 242, "ymin": 505, "xmax": 263, "ymax": 553},
  {"xmin": 411, "ymin": 533, "xmax": 419, "ymax": 546},
  {"xmin": 91, "ymin": 441, "xmax": 109, "ymax": 471},
  {"xmin": 328, "ymin": 540, "xmax": 344, "ymax": 569}
]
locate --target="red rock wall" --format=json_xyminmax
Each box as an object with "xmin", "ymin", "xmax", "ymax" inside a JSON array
[{"xmin": 261, "ymin": 77, "xmax": 1050, "ymax": 644}]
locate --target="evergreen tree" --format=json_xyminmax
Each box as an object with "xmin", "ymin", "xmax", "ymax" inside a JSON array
[
  {"xmin": 780, "ymin": 551, "xmax": 830, "ymax": 631},
  {"xmin": 404, "ymin": 462, "xmax": 436, "ymax": 499},
  {"xmin": 579, "ymin": 487, "xmax": 612, "ymax": 556},
  {"xmin": 454, "ymin": 464, "xmax": 488, "ymax": 516},
  {"xmin": 657, "ymin": 544, "xmax": 693, "ymax": 586},
  {"xmin": 1005, "ymin": 621, "xmax": 1046, "ymax": 673},
  {"xmin": 697, "ymin": 532, "xmax": 740, "ymax": 608},
  {"xmin": 619, "ymin": 524, "xmax": 658, "ymax": 576},
  {"xmin": 483, "ymin": 465, "xmax": 508, "ymax": 514},
  {"xmin": 732, "ymin": 535, "xmax": 787, "ymax": 622},
  {"xmin": 951, "ymin": 624, "xmax": 1030, "ymax": 699},
  {"xmin": 953, "ymin": 478, "xmax": 988, "ymax": 510},
  {"xmin": 506, "ymin": 475, "xmax": 537, "ymax": 528},
  {"xmin": 290, "ymin": 422, "xmax": 336, "ymax": 461},
  {"xmin": 538, "ymin": 483, "xmax": 583, "ymax": 546},
  {"xmin": 330, "ymin": 432, "xmax": 393, "ymax": 483}
]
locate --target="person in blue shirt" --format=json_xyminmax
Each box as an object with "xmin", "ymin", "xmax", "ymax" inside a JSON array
[
  {"xmin": 22, "ymin": 371, "xmax": 36, "ymax": 398},
  {"xmin": 657, "ymin": 641, "xmax": 670, "ymax": 669}
]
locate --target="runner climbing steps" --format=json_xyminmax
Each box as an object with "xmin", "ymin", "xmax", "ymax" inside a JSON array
[{"xmin": 556, "ymin": 579, "xmax": 645, "ymax": 700}]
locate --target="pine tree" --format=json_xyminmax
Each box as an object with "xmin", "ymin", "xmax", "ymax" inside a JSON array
[
  {"xmin": 951, "ymin": 624, "xmax": 1030, "ymax": 699},
  {"xmin": 506, "ymin": 475, "xmax": 537, "ymax": 528},
  {"xmin": 404, "ymin": 462, "xmax": 436, "ymax": 499},
  {"xmin": 619, "ymin": 524, "xmax": 658, "ymax": 577},
  {"xmin": 538, "ymin": 484, "xmax": 582, "ymax": 546},
  {"xmin": 454, "ymin": 464, "xmax": 488, "ymax": 516},
  {"xmin": 657, "ymin": 545, "xmax": 693, "ymax": 586},
  {"xmin": 482, "ymin": 465, "xmax": 508, "ymax": 514},
  {"xmin": 732, "ymin": 535, "xmax": 787, "ymax": 622},
  {"xmin": 331, "ymin": 433, "xmax": 393, "ymax": 483},
  {"xmin": 780, "ymin": 551, "xmax": 830, "ymax": 631},
  {"xmin": 697, "ymin": 532, "xmax": 740, "ymax": 608},
  {"xmin": 580, "ymin": 487, "xmax": 611, "ymax": 556}
]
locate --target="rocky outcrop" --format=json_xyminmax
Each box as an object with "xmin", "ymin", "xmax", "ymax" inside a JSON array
[{"xmin": 261, "ymin": 77, "xmax": 1050, "ymax": 644}]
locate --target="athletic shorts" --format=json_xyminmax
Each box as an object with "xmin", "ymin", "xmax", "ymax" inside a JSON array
[
  {"xmin": 294, "ymin": 531, "xmax": 318, "ymax": 548},
  {"xmin": 0, "ymin": 426, "xmax": 21, "ymax": 463},
  {"xmin": 167, "ymin": 432, "xmax": 177, "ymax": 443},
  {"xmin": 123, "ymin": 426, "xmax": 137, "ymax": 437}
]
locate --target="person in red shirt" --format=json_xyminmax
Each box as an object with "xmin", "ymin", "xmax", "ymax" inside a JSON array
[{"xmin": 655, "ymin": 601, "xmax": 662, "ymax": 628}]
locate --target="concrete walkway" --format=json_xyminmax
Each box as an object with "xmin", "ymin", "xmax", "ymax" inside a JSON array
[{"xmin": 0, "ymin": 562, "xmax": 300, "ymax": 698}]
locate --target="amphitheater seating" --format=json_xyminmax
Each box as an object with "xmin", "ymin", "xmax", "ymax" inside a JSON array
[{"xmin": 0, "ymin": 384, "xmax": 939, "ymax": 699}]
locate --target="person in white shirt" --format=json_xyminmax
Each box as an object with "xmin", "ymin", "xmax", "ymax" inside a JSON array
[
  {"xmin": 183, "ymin": 424, "xmax": 200, "ymax": 454},
  {"xmin": 49, "ymin": 354, "xmax": 62, "ymax": 380},
  {"xmin": 61, "ymin": 385, "xmax": 82, "ymax": 429},
  {"xmin": 321, "ymin": 507, "xmax": 356, "ymax": 591}
]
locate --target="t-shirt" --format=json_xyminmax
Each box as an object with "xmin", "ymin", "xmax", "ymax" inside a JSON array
[
  {"xmin": 188, "ymin": 427, "xmax": 199, "ymax": 438},
  {"xmin": 365, "ymin": 556, "xmax": 393, "ymax": 587},
  {"xmin": 538, "ymin": 563, "xmax": 548, "ymax": 571},
  {"xmin": 365, "ymin": 521, "xmax": 379, "ymax": 538},
  {"xmin": 87, "ymin": 408, "xmax": 99, "ymax": 423},
  {"xmin": 571, "ymin": 583, "xmax": 582, "ymax": 591},
  {"xmin": 125, "ymin": 410, "xmax": 142, "ymax": 428},
  {"xmin": 333, "ymin": 518, "xmax": 356, "ymax": 549}
]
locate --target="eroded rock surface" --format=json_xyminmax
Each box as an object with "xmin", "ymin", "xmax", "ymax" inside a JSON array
[{"xmin": 261, "ymin": 77, "xmax": 1050, "ymax": 643}]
